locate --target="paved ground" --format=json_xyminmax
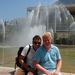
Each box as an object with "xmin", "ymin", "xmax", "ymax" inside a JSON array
[
  {"xmin": 0, "ymin": 67, "xmax": 75, "ymax": 75},
  {"xmin": 0, "ymin": 67, "xmax": 15, "ymax": 75}
]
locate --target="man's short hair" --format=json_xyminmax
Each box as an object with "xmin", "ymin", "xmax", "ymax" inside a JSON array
[{"xmin": 33, "ymin": 35, "xmax": 41, "ymax": 41}]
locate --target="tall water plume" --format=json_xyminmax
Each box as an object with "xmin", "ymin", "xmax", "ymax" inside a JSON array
[
  {"xmin": 0, "ymin": 3, "xmax": 74, "ymax": 46},
  {"xmin": 0, "ymin": 20, "xmax": 5, "ymax": 43}
]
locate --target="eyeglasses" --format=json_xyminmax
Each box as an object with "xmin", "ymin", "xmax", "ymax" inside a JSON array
[{"xmin": 33, "ymin": 42, "xmax": 41, "ymax": 45}]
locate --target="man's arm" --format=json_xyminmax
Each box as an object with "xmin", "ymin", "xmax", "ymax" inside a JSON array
[
  {"xmin": 19, "ymin": 55, "xmax": 36, "ymax": 74},
  {"xmin": 19, "ymin": 55, "xmax": 30, "ymax": 71}
]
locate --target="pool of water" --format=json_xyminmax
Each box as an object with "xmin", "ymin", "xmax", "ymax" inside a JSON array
[{"xmin": 0, "ymin": 47, "xmax": 75, "ymax": 73}]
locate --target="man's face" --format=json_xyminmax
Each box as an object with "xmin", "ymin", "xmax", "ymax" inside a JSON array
[{"xmin": 33, "ymin": 39, "xmax": 41, "ymax": 50}]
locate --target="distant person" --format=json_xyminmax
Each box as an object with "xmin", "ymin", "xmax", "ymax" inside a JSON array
[
  {"xmin": 33, "ymin": 32, "xmax": 62, "ymax": 75},
  {"xmin": 15, "ymin": 35, "xmax": 41, "ymax": 75}
]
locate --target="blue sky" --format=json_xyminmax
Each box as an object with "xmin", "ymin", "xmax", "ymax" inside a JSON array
[{"xmin": 0, "ymin": 0, "xmax": 58, "ymax": 21}]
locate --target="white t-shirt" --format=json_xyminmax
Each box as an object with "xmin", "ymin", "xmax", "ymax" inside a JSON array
[{"xmin": 21, "ymin": 44, "xmax": 36, "ymax": 67}]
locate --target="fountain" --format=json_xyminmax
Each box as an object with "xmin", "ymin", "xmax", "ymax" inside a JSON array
[
  {"xmin": 0, "ymin": 2, "xmax": 75, "ymax": 67},
  {"xmin": 0, "ymin": 19, "xmax": 5, "ymax": 65},
  {"xmin": 69, "ymin": 22, "xmax": 75, "ymax": 44},
  {"xmin": 0, "ymin": 4, "xmax": 74, "ymax": 46},
  {"xmin": 0, "ymin": 19, "xmax": 5, "ymax": 43},
  {"xmin": 27, "ymin": 4, "xmax": 74, "ymax": 42},
  {"xmin": 70, "ymin": 22, "xmax": 75, "ymax": 32}
]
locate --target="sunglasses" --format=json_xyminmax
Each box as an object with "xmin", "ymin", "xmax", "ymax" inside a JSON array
[{"xmin": 33, "ymin": 42, "xmax": 41, "ymax": 45}]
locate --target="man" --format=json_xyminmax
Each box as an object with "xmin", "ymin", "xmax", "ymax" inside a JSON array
[
  {"xmin": 33, "ymin": 32, "xmax": 62, "ymax": 75},
  {"xmin": 15, "ymin": 35, "xmax": 41, "ymax": 75}
]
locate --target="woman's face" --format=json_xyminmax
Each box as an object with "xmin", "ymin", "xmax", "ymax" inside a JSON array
[{"xmin": 43, "ymin": 36, "xmax": 52, "ymax": 49}]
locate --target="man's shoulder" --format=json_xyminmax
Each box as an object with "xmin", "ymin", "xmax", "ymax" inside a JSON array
[
  {"xmin": 21, "ymin": 44, "xmax": 32, "ymax": 56},
  {"xmin": 24, "ymin": 44, "xmax": 32, "ymax": 49}
]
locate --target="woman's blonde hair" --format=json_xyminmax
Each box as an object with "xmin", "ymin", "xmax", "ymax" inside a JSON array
[{"xmin": 42, "ymin": 32, "xmax": 53, "ymax": 40}]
